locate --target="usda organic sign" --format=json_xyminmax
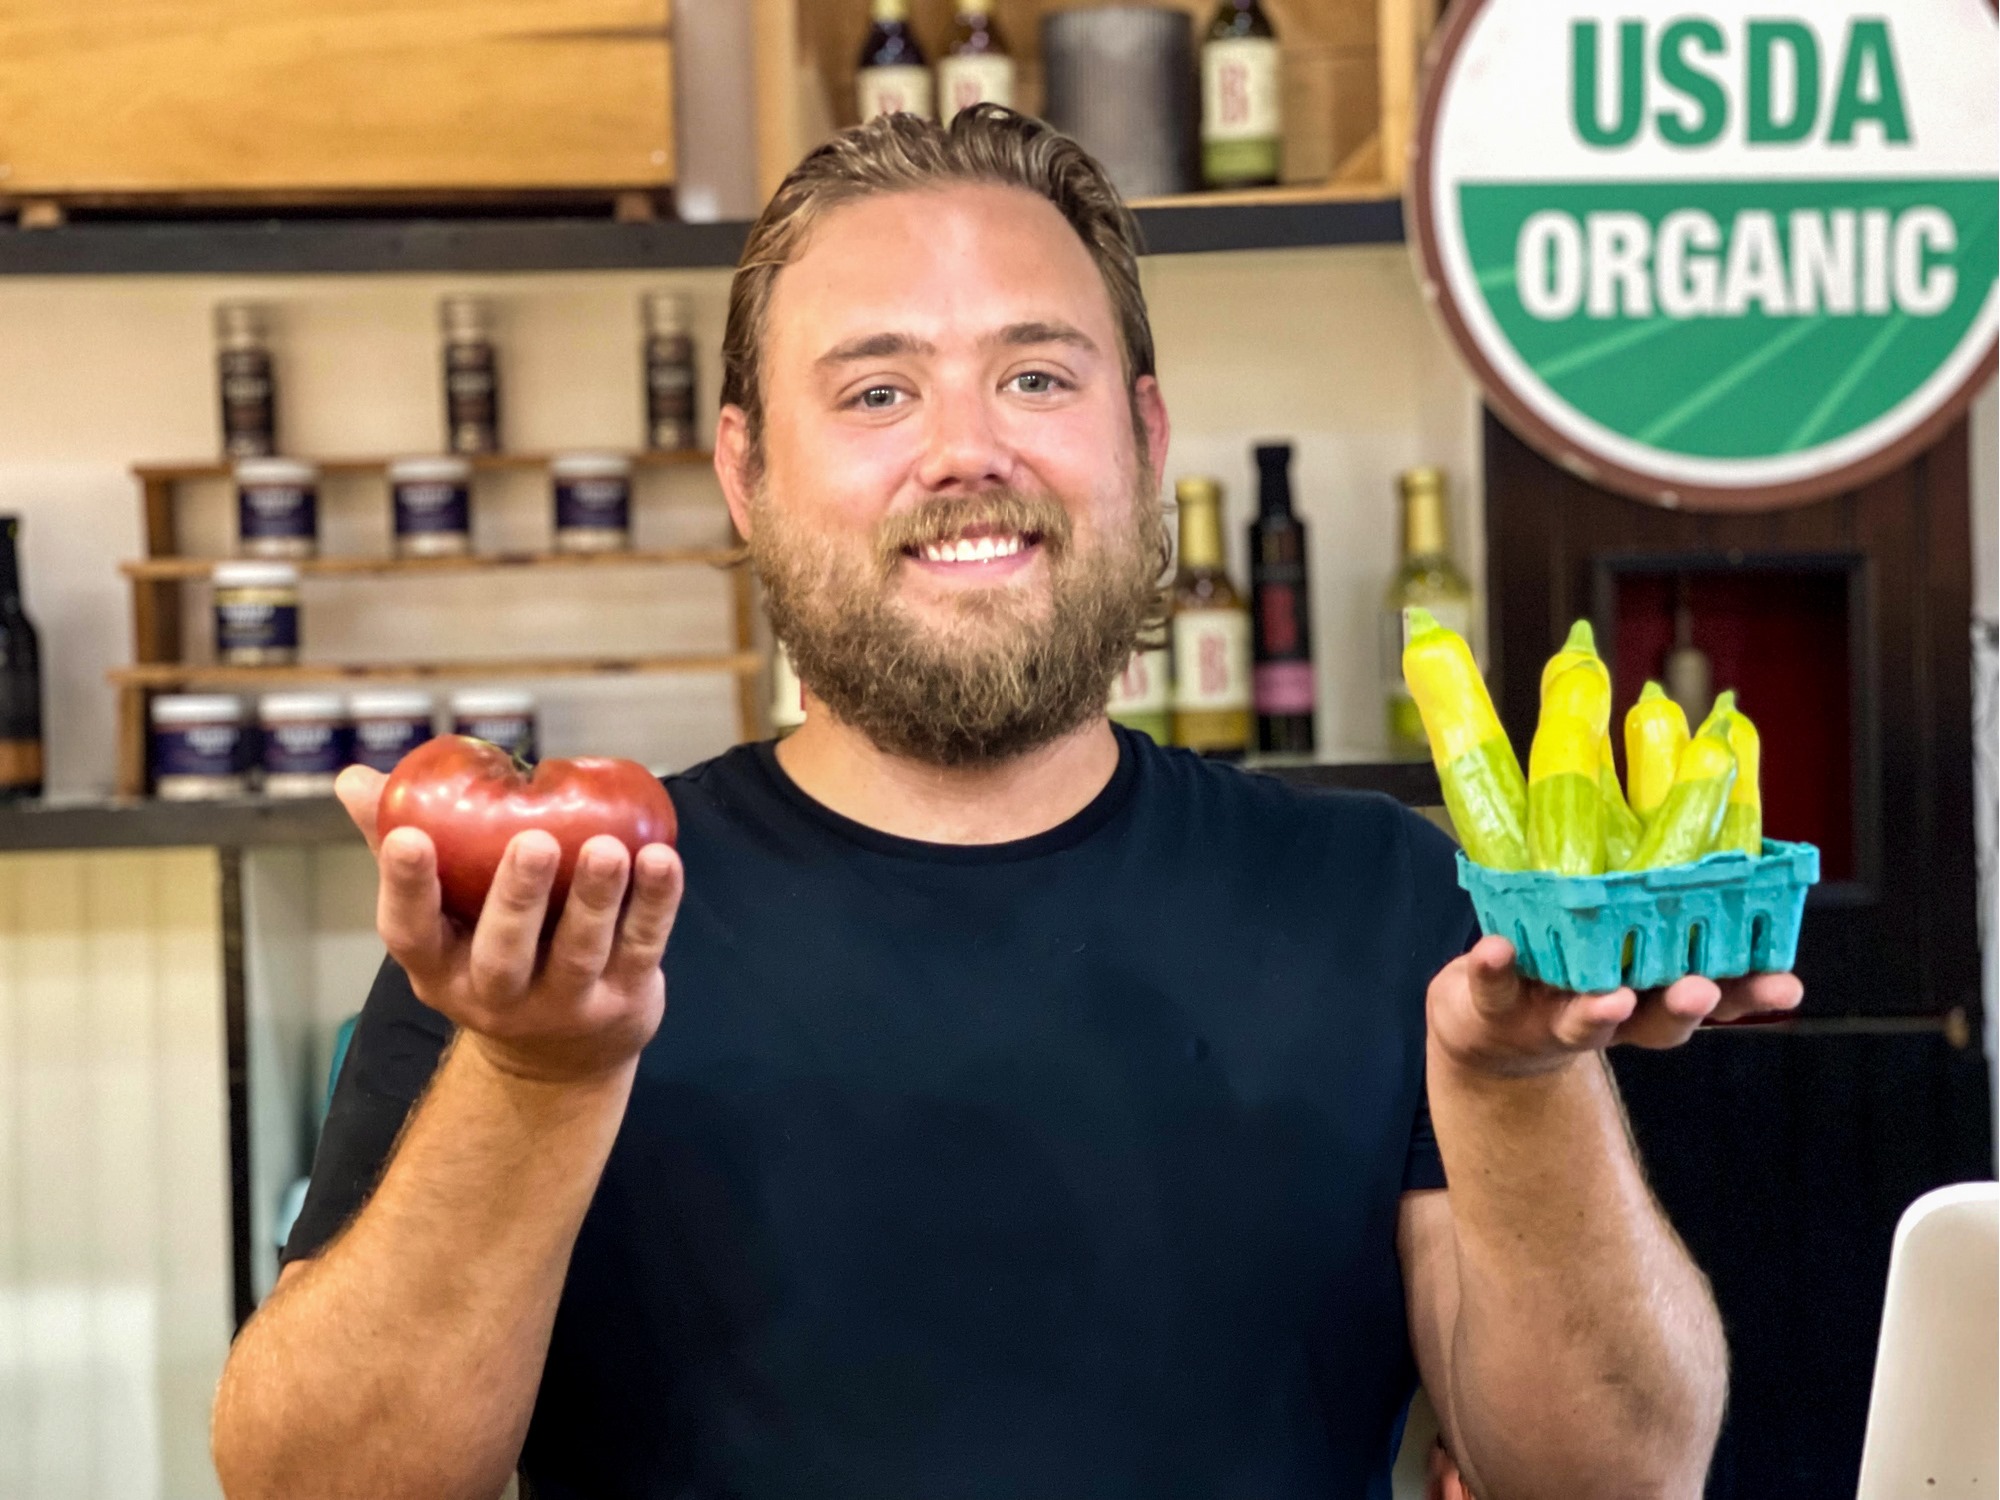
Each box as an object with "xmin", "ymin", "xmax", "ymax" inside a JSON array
[{"xmin": 1410, "ymin": 0, "xmax": 1998, "ymax": 509}]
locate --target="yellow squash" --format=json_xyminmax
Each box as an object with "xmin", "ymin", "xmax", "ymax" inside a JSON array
[
  {"xmin": 1402, "ymin": 607, "xmax": 1530, "ymax": 871},
  {"xmin": 1624, "ymin": 681, "xmax": 1690, "ymax": 826},
  {"xmin": 1529, "ymin": 659, "xmax": 1610, "ymax": 875}
]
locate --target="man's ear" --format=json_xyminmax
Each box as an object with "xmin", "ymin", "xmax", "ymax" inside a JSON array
[
  {"xmin": 1133, "ymin": 375, "xmax": 1170, "ymax": 483},
  {"xmin": 715, "ymin": 404, "xmax": 756, "ymax": 541}
]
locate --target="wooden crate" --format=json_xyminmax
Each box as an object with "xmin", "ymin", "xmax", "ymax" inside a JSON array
[
  {"xmin": 752, "ymin": 0, "xmax": 1432, "ymax": 204},
  {"xmin": 0, "ymin": 0, "xmax": 675, "ymax": 211}
]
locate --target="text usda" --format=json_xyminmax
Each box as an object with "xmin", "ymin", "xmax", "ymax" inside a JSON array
[{"xmin": 1517, "ymin": 206, "xmax": 1957, "ymax": 322}]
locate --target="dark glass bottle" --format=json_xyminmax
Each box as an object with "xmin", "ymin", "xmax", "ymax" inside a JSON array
[
  {"xmin": 856, "ymin": 0, "xmax": 932, "ymax": 122},
  {"xmin": 441, "ymin": 295, "xmax": 501, "ymax": 455},
  {"xmin": 1248, "ymin": 443, "xmax": 1315, "ymax": 756},
  {"xmin": 0, "ymin": 516, "xmax": 44, "ymax": 801},
  {"xmin": 1202, "ymin": 0, "xmax": 1282, "ymax": 189}
]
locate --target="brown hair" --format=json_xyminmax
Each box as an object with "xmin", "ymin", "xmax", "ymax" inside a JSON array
[{"xmin": 720, "ymin": 105, "xmax": 1154, "ymax": 462}]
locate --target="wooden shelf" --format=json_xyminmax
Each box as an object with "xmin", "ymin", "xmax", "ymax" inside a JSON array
[
  {"xmin": 120, "ymin": 545, "xmax": 742, "ymax": 582},
  {"xmin": 134, "ymin": 448, "xmax": 714, "ymax": 484},
  {"xmin": 109, "ymin": 652, "xmax": 762, "ymax": 690}
]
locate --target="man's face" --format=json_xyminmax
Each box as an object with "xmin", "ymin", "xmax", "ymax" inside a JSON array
[{"xmin": 722, "ymin": 182, "xmax": 1170, "ymax": 767}]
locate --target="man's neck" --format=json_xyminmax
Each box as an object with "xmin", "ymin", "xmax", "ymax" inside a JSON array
[{"xmin": 773, "ymin": 705, "xmax": 1121, "ymax": 845}]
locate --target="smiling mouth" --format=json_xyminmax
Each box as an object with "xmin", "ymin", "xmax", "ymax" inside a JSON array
[{"xmin": 902, "ymin": 524, "xmax": 1044, "ymax": 567}]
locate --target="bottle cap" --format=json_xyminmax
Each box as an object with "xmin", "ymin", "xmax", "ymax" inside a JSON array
[
  {"xmin": 1399, "ymin": 466, "xmax": 1446, "ymax": 497},
  {"xmin": 388, "ymin": 456, "xmax": 472, "ymax": 484},
  {"xmin": 348, "ymin": 690, "xmax": 435, "ymax": 718},
  {"xmin": 1174, "ymin": 476, "xmax": 1221, "ymax": 506},
  {"xmin": 642, "ymin": 290, "xmax": 691, "ymax": 336},
  {"xmin": 440, "ymin": 295, "xmax": 492, "ymax": 341},
  {"xmin": 550, "ymin": 452, "xmax": 632, "ymax": 480},
  {"xmin": 259, "ymin": 692, "xmax": 345, "ymax": 722},
  {"xmin": 450, "ymin": 688, "xmax": 535, "ymax": 716},
  {"xmin": 214, "ymin": 302, "xmax": 267, "ymax": 347},
  {"xmin": 151, "ymin": 695, "xmax": 245, "ymax": 725},
  {"xmin": 213, "ymin": 561, "xmax": 300, "ymax": 588},
  {"xmin": 234, "ymin": 458, "xmax": 318, "ymax": 486}
]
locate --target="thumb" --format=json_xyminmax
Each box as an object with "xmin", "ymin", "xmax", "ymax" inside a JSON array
[
  {"xmin": 336, "ymin": 765, "xmax": 388, "ymax": 855},
  {"xmin": 1464, "ymin": 934, "xmax": 1526, "ymax": 1018}
]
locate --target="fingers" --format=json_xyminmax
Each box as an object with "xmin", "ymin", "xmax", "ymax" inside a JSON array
[
  {"xmin": 337, "ymin": 765, "xmax": 388, "ymax": 854},
  {"xmin": 465, "ymin": 830, "xmax": 563, "ymax": 1005},
  {"xmin": 375, "ymin": 825, "xmax": 452, "ymax": 984},
  {"xmin": 1612, "ymin": 975, "xmax": 1720, "ymax": 1049},
  {"xmin": 1708, "ymin": 971, "xmax": 1805, "ymax": 1025},
  {"xmin": 543, "ymin": 835, "xmax": 634, "ymax": 993},
  {"xmin": 602, "ymin": 842, "xmax": 684, "ymax": 992},
  {"xmin": 1463, "ymin": 935, "xmax": 1525, "ymax": 1019}
]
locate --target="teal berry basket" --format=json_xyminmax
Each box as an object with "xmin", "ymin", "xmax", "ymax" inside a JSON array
[{"xmin": 1457, "ymin": 840, "xmax": 1821, "ymax": 994}]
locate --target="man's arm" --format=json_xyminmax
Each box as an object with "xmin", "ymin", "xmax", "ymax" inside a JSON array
[
  {"xmin": 210, "ymin": 770, "xmax": 682, "ymax": 1500},
  {"xmin": 1401, "ymin": 937, "xmax": 1803, "ymax": 1500}
]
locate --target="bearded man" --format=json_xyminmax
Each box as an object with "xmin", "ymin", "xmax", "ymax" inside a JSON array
[{"xmin": 211, "ymin": 107, "xmax": 1802, "ymax": 1500}]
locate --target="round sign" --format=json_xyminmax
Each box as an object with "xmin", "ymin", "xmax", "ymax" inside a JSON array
[{"xmin": 1409, "ymin": 0, "xmax": 1998, "ymax": 510}]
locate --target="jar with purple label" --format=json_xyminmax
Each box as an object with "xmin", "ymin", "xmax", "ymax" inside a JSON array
[
  {"xmin": 551, "ymin": 453, "xmax": 632, "ymax": 553},
  {"xmin": 451, "ymin": 688, "xmax": 537, "ymax": 763},
  {"xmin": 389, "ymin": 456, "xmax": 473, "ymax": 558},
  {"xmin": 348, "ymin": 690, "xmax": 435, "ymax": 772},
  {"xmin": 151, "ymin": 695, "xmax": 251, "ymax": 800},
  {"xmin": 214, "ymin": 561, "xmax": 300, "ymax": 665},
  {"xmin": 259, "ymin": 693, "xmax": 350, "ymax": 796},
  {"xmin": 235, "ymin": 458, "xmax": 318, "ymax": 558}
]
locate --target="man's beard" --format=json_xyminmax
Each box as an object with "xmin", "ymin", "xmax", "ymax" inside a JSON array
[{"xmin": 749, "ymin": 480, "xmax": 1167, "ymax": 768}]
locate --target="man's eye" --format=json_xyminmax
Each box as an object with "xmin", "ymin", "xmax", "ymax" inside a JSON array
[
  {"xmin": 856, "ymin": 386, "xmax": 902, "ymax": 410},
  {"xmin": 1008, "ymin": 371, "xmax": 1066, "ymax": 395}
]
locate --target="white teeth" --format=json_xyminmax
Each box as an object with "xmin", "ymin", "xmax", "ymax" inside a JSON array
[{"xmin": 918, "ymin": 532, "xmax": 1026, "ymax": 564}]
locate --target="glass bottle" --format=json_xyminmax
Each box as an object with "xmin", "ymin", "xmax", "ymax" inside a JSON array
[
  {"xmin": 642, "ymin": 290, "xmax": 697, "ymax": 452},
  {"xmin": 1201, "ymin": 0, "xmax": 1282, "ymax": 189},
  {"xmin": 939, "ymin": 0, "xmax": 1015, "ymax": 126},
  {"xmin": 441, "ymin": 295, "xmax": 501, "ymax": 455},
  {"xmin": 216, "ymin": 302, "xmax": 277, "ymax": 459},
  {"xmin": 856, "ymin": 0, "xmax": 932, "ymax": 122},
  {"xmin": 1108, "ymin": 638, "xmax": 1172, "ymax": 744},
  {"xmin": 0, "ymin": 516, "xmax": 43, "ymax": 801},
  {"xmin": 1248, "ymin": 442, "xmax": 1314, "ymax": 756},
  {"xmin": 1171, "ymin": 477, "xmax": 1252, "ymax": 758},
  {"xmin": 1383, "ymin": 467, "xmax": 1475, "ymax": 758}
]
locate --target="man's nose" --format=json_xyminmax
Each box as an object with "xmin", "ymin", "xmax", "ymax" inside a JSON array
[{"xmin": 914, "ymin": 388, "xmax": 1014, "ymax": 495}]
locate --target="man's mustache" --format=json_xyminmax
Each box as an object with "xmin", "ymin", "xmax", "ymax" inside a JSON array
[{"xmin": 874, "ymin": 492, "xmax": 1075, "ymax": 567}]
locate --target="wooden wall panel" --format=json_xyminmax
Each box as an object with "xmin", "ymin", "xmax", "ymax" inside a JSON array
[{"xmin": 0, "ymin": 0, "xmax": 673, "ymax": 198}]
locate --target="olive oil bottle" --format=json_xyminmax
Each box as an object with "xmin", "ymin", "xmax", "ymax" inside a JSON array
[
  {"xmin": 1171, "ymin": 477, "xmax": 1252, "ymax": 758},
  {"xmin": 1383, "ymin": 467, "xmax": 1475, "ymax": 758}
]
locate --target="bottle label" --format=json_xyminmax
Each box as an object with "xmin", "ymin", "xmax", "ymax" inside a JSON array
[
  {"xmin": 555, "ymin": 477, "xmax": 631, "ymax": 536},
  {"xmin": 154, "ymin": 721, "xmax": 249, "ymax": 779},
  {"xmin": 1252, "ymin": 571, "xmax": 1310, "ymax": 659},
  {"xmin": 353, "ymin": 717, "xmax": 432, "ymax": 772},
  {"xmin": 445, "ymin": 343, "xmax": 500, "ymax": 452},
  {"xmin": 454, "ymin": 713, "xmax": 537, "ymax": 764},
  {"xmin": 1108, "ymin": 647, "xmax": 1170, "ymax": 716},
  {"xmin": 0, "ymin": 738, "xmax": 41, "ymax": 789},
  {"xmin": 263, "ymin": 719, "xmax": 351, "ymax": 776},
  {"xmin": 1254, "ymin": 661, "xmax": 1316, "ymax": 715},
  {"xmin": 237, "ymin": 483, "xmax": 316, "ymax": 541},
  {"xmin": 393, "ymin": 480, "xmax": 471, "ymax": 538},
  {"xmin": 939, "ymin": 55, "xmax": 1015, "ymax": 124},
  {"xmin": 858, "ymin": 65, "xmax": 933, "ymax": 121},
  {"xmin": 216, "ymin": 592, "xmax": 300, "ymax": 655},
  {"xmin": 219, "ymin": 349, "xmax": 276, "ymax": 457},
  {"xmin": 1173, "ymin": 611, "xmax": 1252, "ymax": 711},
  {"xmin": 1202, "ymin": 37, "xmax": 1280, "ymax": 143}
]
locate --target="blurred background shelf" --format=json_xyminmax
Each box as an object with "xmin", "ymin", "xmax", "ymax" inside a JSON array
[
  {"xmin": 109, "ymin": 653, "xmax": 763, "ymax": 690},
  {"xmin": 120, "ymin": 545, "xmax": 743, "ymax": 582}
]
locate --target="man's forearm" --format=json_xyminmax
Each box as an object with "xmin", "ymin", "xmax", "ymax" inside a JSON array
[
  {"xmin": 1428, "ymin": 1045, "xmax": 1726, "ymax": 1500},
  {"xmin": 212, "ymin": 1035, "xmax": 633, "ymax": 1500}
]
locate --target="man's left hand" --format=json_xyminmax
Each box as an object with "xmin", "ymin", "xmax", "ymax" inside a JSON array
[{"xmin": 1427, "ymin": 934, "xmax": 1804, "ymax": 1079}]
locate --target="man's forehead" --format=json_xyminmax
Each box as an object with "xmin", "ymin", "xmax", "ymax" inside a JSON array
[{"xmin": 766, "ymin": 183, "xmax": 1117, "ymax": 353}]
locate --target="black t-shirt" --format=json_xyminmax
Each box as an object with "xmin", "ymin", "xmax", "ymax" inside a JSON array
[{"xmin": 285, "ymin": 728, "xmax": 1476, "ymax": 1499}]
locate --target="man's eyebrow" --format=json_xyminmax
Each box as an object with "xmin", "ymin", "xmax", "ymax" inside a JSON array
[
  {"xmin": 986, "ymin": 320, "xmax": 1099, "ymax": 352},
  {"xmin": 816, "ymin": 332, "xmax": 937, "ymax": 366}
]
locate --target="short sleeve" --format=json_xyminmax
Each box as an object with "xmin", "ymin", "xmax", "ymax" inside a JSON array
[
  {"xmin": 280, "ymin": 955, "xmax": 453, "ymax": 1264},
  {"xmin": 1398, "ymin": 807, "xmax": 1482, "ymax": 1196}
]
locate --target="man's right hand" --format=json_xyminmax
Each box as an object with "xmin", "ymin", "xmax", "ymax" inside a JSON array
[{"xmin": 336, "ymin": 763, "xmax": 684, "ymax": 1086}]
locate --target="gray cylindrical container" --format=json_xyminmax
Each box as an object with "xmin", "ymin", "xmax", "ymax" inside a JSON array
[{"xmin": 1041, "ymin": 7, "xmax": 1197, "ymax": 200}]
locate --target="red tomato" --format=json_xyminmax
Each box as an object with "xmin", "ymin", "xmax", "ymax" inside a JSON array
[{"xmin": 377, "ymin": 736, "xmax": 677, "ymax": 927}]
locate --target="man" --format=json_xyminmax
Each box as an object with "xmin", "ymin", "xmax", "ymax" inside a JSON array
[{"xmin": 211, "ymin": 108, "xmax": 1801, "ymax": 1500}]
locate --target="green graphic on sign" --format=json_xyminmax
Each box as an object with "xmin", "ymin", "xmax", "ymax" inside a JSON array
[{"xmin": 1461, "ymin": 178, "xmax": 1999, "ymax": 460}]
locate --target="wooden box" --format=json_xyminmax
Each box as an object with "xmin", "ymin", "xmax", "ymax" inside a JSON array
[
  {"xmin": 753, "ymin": 0, "xmax": 1431, "ymax": 205},
  {"xmin": 0, "ymin": 0, "xmax": 674, "ymax": 210}
]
